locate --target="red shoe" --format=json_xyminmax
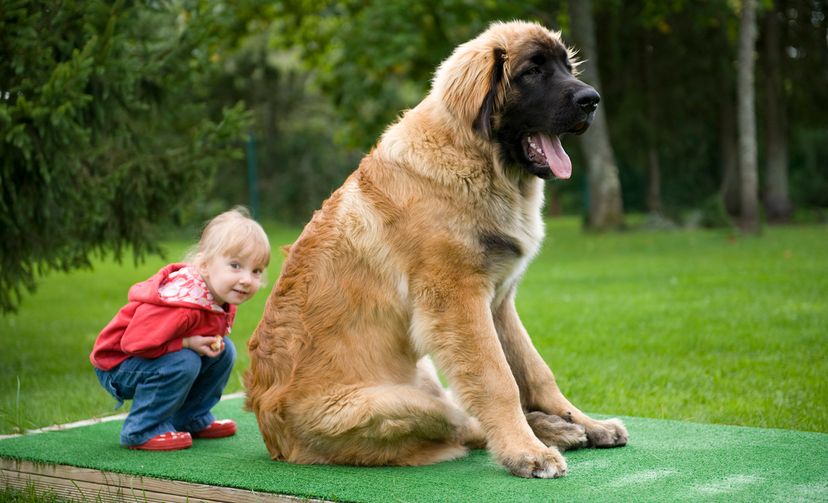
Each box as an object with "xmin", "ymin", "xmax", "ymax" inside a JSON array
[
  {"xmin": 192, "ymin": 419, "xmax": 237, "ymax": 439},
  {"xmin": 128, "ymin": 431, "xmax": 192, "ymax": 451}
]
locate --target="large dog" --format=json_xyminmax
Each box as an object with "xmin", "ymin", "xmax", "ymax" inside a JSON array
[{"xmin": 245, "ymin": 21, "xmax": 628, "ymax": 478}]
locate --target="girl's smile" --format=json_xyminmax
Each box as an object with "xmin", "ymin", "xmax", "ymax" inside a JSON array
[{"xmin": 200, "ymin": 254, "xmax": 264, "ymax": 306}]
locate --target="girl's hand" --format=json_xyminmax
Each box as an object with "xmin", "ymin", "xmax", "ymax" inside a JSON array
[{"xmin": 182, "ymin": 335, "xmax": 224, "ymax": 357}]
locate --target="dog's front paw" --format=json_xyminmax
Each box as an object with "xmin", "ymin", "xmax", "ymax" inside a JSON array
[
  {"xmin": 526, "ymin": 411, "xmax": 587, "ymax": 451},
  {"xmin": 500, "ymin": 443, "xmax": 567, "ymax": 478},
  {"xmin": 585, "ymin": 418, "xmax": 628, "ymax": 448}
]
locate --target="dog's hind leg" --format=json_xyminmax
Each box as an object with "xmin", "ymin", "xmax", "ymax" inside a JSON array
[
  {"xmin": 289, "ymin": 383, "xmax": 470, "ymax": 466},
  {"xmin": 415, "ymin": 356, "xmax": 487, "ymax": 448},
  {"xmin": 415, "ymin": 355, "xmax": 448, "ymax": 397},
  {"xmin": 526, "ymin": 411, "xmax": 587, "ymax": 451}
]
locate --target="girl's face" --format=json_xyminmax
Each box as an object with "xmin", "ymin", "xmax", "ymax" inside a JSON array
[{"xmin": 199, "ymin": 253, "xmax": 265, "ymax": 306}]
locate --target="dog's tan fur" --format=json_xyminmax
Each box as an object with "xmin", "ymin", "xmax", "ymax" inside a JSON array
[{"xmin": 245, "ymin": 21, "xmax": 627, "ymax": 478}]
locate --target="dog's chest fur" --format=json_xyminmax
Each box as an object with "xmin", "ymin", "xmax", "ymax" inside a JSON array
[
  {"xmin": 344, "ymin": 159, "xmax": 544, "ymax": 309},
  {"xmin": 481, "ymin": 178, "xmax": 545, "ymax": 307}
]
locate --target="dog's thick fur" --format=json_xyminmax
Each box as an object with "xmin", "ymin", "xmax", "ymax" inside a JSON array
[{"xmin": 245, "ymin": 21, "xmax": 628, "ymax": 478}]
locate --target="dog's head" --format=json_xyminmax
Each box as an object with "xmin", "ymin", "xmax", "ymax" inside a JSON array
[{"xmin": 432, "ymin": 21, "xmax": 599, "ymax": 180}]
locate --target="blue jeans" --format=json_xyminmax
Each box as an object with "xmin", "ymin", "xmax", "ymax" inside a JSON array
[{"xmin": 94, "ymin": 337, "xmax": 236, "ymax": 446}]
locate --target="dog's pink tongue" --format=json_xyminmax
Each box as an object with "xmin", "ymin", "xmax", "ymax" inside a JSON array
[{"xmin": 539, "ymin": 134, "xmax": 572, "ymax": 180}]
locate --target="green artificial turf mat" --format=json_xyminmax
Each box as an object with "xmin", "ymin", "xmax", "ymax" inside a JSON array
[{"xmin": 1, "ymin": 397, "xmax": 826, "ymax": 502}]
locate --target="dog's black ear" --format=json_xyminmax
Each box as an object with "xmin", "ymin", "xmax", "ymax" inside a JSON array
[{"xmin": 473, "ymin": 48, "xmax": 506, "ymax": 139}]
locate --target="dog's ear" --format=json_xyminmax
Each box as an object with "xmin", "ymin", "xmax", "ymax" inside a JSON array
[
  {"xmin": 473, "ymin": 48, "xmax": 506, "ymax": 139},
  {"xmin": 433, "ymin": 44, "xmax": 507, "ymax": 138}
]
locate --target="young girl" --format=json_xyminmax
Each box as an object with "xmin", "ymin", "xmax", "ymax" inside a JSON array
[{"xmin": 90, "ymin": 207, "xmax": 270, "ymax": 451}]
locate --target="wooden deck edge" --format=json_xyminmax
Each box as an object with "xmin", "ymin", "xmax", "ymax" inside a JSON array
[{"xmin": 1, "ymin": 458, "xmax": 327, "ymax": 503}]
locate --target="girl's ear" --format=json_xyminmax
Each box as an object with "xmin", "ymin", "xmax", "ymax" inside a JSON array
[{"xmin": 195, "ymin": 254, "xmax": 209, "ymax": 278}]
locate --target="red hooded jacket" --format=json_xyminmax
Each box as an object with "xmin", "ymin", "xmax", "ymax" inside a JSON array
[{"xmin": 90, "ymin": 263, "xmax": 236, "ymax": 371}]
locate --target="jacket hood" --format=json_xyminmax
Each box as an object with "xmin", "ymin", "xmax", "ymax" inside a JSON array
[{"xmin": 128, "ymin": 263, "xmax": 225, "ymax": 311}]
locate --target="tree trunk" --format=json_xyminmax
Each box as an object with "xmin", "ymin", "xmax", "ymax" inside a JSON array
[
  {"xmin": 568, "ymin": 0, "xmax": 624, "ymax": 230},
  {"xmin": 643, "ymin": 32, "xmax": 662, "ymax": 214},
  {"xmin": 737, "ymin": 0, "xmax": 761, "ymax": 234},
  {"xmin": 763, "ymin": 4, "xmax": 794, "ymax": 222},
  {"xmin": 720, "ymin": 76, "xmax": 740, "ymax": 218}
]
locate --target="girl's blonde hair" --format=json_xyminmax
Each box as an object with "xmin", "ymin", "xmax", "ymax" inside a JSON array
[{"xmin": 186, "ymin": 206, "xmax": 271, "ymax": 269}]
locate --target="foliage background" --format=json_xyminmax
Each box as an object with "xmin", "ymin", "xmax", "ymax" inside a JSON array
[
  {"xmin": 198, "ymin": 0, "xmax": 828, "ymax": 224},
  {"xmin": 1, "ymin": 0, "xmax": 826, "ymax": 305}
]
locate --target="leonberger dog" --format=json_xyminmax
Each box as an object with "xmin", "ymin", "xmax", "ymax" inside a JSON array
[{"xmin": 245, "ymin": 20, "xmax": 628, "ymax": 478}]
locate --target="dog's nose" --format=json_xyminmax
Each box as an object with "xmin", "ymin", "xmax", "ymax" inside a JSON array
[{"xmin": 574, "ymin": 88, "xmax": 600, "ymax": 114}]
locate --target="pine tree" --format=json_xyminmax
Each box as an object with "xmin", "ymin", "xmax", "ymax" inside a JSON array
[{"xmin": 0, "ymin": 0, "xmax": 250, "ymax": 312}]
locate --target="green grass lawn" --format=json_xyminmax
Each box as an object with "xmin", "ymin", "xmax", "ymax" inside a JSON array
[{"xmin": 1, "ymin": 218, "xmax": 826, "ymax": 435}]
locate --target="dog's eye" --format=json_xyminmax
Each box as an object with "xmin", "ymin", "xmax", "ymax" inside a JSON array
[{"xmin": 525, "ymin": 66, "xmax": 543, "ymax": 77}]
